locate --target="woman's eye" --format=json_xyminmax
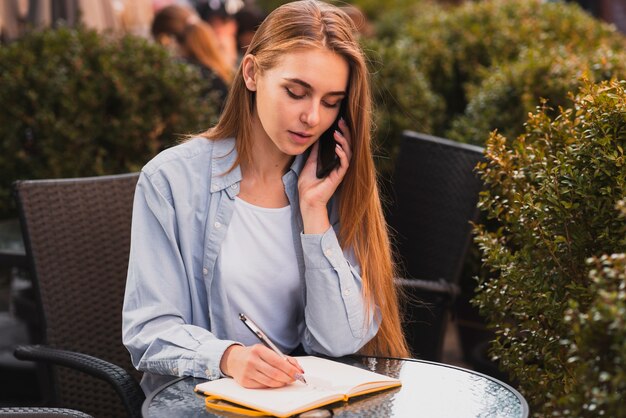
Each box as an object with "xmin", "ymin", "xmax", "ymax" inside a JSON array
[
  {"xmin": 323, "ymin": 100, "xmax": 341, "ymax": 109},
  {"xmin": 285, "ymin": 88, "xmax": 305, "ymax": 99}
]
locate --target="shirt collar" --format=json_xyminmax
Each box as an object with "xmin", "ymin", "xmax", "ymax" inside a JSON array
[{"xmin": 210, "ymin": 137, "xmax": 241, "ymax": 196}]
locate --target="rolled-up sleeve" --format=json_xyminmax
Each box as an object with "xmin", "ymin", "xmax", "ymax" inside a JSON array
[
  {"xmin": 300, "ymin": 226, "xmax": 380, "ymax": 356},
  {"xmin": 122, "ymin": 171, "xmax": 236, "ymax": 380}
]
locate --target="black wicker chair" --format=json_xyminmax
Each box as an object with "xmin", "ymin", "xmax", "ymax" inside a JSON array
[
  {"xmin": 0, "ymin": 407, "xmax": 93, "ymax": 417},
  {"xmin": 387, "ymin": 131, "xmax": 485, "ymax": 362},
  {"xmin": 12, "ymin": 174, "xmax": 143, "ymax": 418}
]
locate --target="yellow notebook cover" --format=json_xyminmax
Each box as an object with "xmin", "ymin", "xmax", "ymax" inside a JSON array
[{"xmin": 194, "ymin": 356, "xmax": 402, "ymax": 417}]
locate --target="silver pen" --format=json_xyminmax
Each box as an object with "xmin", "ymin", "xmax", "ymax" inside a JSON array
[{"xmin": 239, "ymin": 312, "xmax": 307, "ymax": 384}]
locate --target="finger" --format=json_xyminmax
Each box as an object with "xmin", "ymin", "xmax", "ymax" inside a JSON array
[
  {"xmin": 335, "ymin": 140, "xmax": 349, "ymax": 168},
  {"xmin": 256, "ymin": 349, "xmax": 299, "ymax": 384},
  {"xmin": 246, "ymin": 370, "xmax": 289, "ymax": 388},
  {"xmin": 253, "ymin": 368, "xmax": 292, "ymax": 387},
  {"xmin": 262, "ymin": 352, "xmax": 304, "ymax": 381},
  {"xmin": 338, "ymin": 118, "xmax": 352, "ymax": 146},
  {"xmin": 286, "ymin": 356, "xmax": 305, "ymax": 373},
  {"xmin": 243, "ymin": 356, "xmax": 292, "ymax": 388},
  {"xmin": 252, "ymin": 363, "xmax": 294, "ymax": 387},
  {"xmin": 334, "ymin": 130, "xmax": 352, "ymax": 162}
]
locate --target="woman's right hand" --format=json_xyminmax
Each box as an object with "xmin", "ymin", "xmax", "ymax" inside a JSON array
[{"xmin": 219, "ymin": 344, "xmax": 304, "ymax": 388}]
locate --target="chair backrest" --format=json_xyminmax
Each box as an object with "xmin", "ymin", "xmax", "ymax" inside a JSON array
[
  {"xmin": 387, "ymin": 131, "xmax": 484, "ymax": 361},
  {"xmin": 14, "ymin": 173, "xmax": 140, "ymax": 418}
]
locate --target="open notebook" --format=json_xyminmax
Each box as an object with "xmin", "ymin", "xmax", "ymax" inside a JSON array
[{"xmin": 194, "ymin": 356, "xmax": 401, "ymax": 417}]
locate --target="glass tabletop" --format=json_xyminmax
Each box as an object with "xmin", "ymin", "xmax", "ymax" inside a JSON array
[
  {"xmin": 142, "ymin": 356, "xmax": 529, "ymax": 418},
  {"xmin": 0, "ymin": 218, "xmax": 24, "ymax": 253},
  {"xmin": 0, "ymin": 218, "xmax": 27, "ymax": 268}
]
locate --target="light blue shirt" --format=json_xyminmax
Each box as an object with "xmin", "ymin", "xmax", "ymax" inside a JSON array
[{"xmin": 122, "ymin": 137, "xmax": 380, "ymax": 388}]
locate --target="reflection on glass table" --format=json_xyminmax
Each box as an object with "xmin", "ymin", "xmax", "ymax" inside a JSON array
[
  {"xmin": 142, "ymin": 356, "xmax": 529, "ymax": 418},
  {"xmin": 0, "ymin": 218, "xmax": 26, "ymax": 268}
]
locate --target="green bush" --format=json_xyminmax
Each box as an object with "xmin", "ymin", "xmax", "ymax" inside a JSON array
[
  {"xmin": 565, "ymin": 222, "xmax": 626, "ymax": 416},
  {"xmin": 447, "ymin": 46, "xmax": 626, "ymax": 144},
  {"xmin": 474, "ymin": 79, "xmax": 626, "ymax": 416},
  {"xmin": 0, "ymin": 26, "xmax": 220, "ymax": 218},
  {"xmin": 406, "ymin": 0, "xmax": 623, "ymax": 116},
  {"xmin": 365, "ymin": 0, "xmax": 626, "ymax": 154},
  {"xmin": 364, "ymin": 37, "xmax": 444, "ymax": 172}
]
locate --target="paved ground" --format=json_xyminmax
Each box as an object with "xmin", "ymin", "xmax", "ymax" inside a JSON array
[{"xmin": 442, "ymin": 319, "xmax": 471, "ymax": 369}]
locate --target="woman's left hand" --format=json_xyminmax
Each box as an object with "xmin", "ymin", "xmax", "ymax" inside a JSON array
[{"xmin": 298, "ymin": 118, "xmax": 352, "ymax": 234}]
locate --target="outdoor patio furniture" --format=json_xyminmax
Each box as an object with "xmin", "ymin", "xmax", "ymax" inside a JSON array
[
  {"xmin": 12, "ymin": 173, "xmax": 143, "ymax": 418},
  {"xmin": 0, "ymin": 406, "xmax": 93, "ymax": 417},
  {"xmin": 388, "ymin": 131, "xmax": 484, "ymax": 361}
]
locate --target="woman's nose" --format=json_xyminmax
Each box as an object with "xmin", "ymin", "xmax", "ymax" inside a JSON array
[{"xmin": 300, "ymin": 102, "xmax": 320, "ymax": 127}]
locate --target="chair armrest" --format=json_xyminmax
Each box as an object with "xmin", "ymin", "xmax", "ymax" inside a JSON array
[
  {"xmin": 394, "ymin": 277, "xmax": 461, "ymax": 297},
  {"xmin": 14, "ymin": 345, "xmax": 144, "ymax": 418},
  {"xmin": 0, "ymin": 407, "xmax": 94, "ymax": 417}
]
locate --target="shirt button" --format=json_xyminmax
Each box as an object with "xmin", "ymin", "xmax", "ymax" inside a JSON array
[
  {"xmin": 214, "ymin": 222, "xmax": 221, "ymax": 229},
  {"xmin": 231, "ymin": 184, "xmax": 238, "ymax": 189},
  {"xmin": 343, "ymin": 289, "xmax": 352, "ymax": 296},
  {"xmin": 205, "ymin": 369, "xmax": 211, "ymax": 377},
  {"xmin": 202, "ymin": 268, "xmax": 208, "ymax": 275},
  {"xmin": 324, "ymin": 249, "xmax": 333, "ymax": 257},
  {"xmin": 211, "ymin": 185, "xmax": 218, "ymax": 192}
]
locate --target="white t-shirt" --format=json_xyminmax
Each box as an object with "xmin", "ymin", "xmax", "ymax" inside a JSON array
[{"xmin": 214, "ymin": 196, "xmax": 303, "ymax": 353}]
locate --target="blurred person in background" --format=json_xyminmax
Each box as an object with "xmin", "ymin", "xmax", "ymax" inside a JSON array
[
  {"xmin": 152, "ymin": 4, "xmax": 233, "ymax": 109},
  {"xmin": 234, "ymin": 4, "xmax": 266, "ymax": 53},
  {"xmin": 194, "ymin": 0, "xmax": 243, "ymax": 68}
]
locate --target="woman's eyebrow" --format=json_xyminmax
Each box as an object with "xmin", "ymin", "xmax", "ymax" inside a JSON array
[{"xmin": 284, "ymin": 78, "xmax": 346, "ymax": 97}]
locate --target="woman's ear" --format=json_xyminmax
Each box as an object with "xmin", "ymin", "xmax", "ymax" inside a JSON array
[{"xmin": 242, "ymin": 54, "xmax": 258, "ymax": 91}]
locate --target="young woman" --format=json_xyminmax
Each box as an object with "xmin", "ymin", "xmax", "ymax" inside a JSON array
[{"xmin": 123, "ymin": 0, "xmax": 408, "ymax": 392}]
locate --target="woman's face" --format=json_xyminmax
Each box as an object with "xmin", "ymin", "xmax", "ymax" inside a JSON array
[{"xmin": 243, "ymin": 48, "xmax": 349, "ymax": 157}]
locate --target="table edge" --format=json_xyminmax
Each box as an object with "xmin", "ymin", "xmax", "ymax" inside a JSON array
[
  {"xmin": 358, "ymin": 355, "xmax": 529, "ymax": 416},
  {"xmin": 142, "ymin": 356, "xmax": 530, "ymax": 418},
  {"xmin": 142, "ymin": 376, "xmax": 188, "ymax": 418}
]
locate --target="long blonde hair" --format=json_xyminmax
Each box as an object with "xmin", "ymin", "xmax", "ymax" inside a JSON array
[
  {"xmin": 151, "ymin": 5, "xmax": 233, "ymax": 84},
  {"xmin": 183, "ymin": 20, "xmax": 234, "ymax": 84},
  {"xmin": 205, "ymin": 0, "xmax": 409, "ymax": 358}
]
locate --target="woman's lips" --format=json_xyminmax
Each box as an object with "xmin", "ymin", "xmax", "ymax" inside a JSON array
[{"xmin": 288, "ymin": 130, "xmax": 313, "ymax": 145}]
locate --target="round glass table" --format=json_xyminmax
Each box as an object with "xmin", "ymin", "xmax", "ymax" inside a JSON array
[
  {"xmin": 0, "ymin": 218, "xmax": 26, "ymax": 269},
  {"xmin": 142, "ymin": 356, "xmax": 529, "ymax": 417}
]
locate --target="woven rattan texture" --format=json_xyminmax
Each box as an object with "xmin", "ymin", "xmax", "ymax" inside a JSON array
[
  {"xmin": 16, "ymin": 174, "xmax": 140, "ymax": 418},
  {"xmin": 0, "ymin": 407, "xmax": 93, "ymax": 417},
  {"xmin": 389, "ymin": 132, "xmax": 484, "ymax": 284},
  {"xmin": 387, "ymin": 132, "xmax": 484, "ymax": 360}
]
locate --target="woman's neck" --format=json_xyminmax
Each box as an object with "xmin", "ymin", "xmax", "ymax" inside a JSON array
[
  {"xmin": 243, "ymin": 117, "xmax": 294, "ymax": 182},
  {"xmin": 237, "ymin": 117, "xmax": 293, "ymax": 208}
]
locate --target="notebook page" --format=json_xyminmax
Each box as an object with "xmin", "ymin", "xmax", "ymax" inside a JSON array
[
  {"xmin": 297, "ymin": 357, "xmax": 400, "ymax": 394},
  {"xmin": 196, "ymin": 374, "xmax": 341, "ymax": 416},
  {"xmin": 195, "ymin": 356, "xmax": 401, "ymax": 416}
]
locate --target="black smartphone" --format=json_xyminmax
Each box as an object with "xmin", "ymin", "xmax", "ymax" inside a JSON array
[{"xmin": 316, "ymin": 108, "xmax": 344, "ymax": 179}]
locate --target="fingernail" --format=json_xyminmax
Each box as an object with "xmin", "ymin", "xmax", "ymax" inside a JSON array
[{"xmin": 334, "ymin": 130, "xmax": 341, "ymax": 137}]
